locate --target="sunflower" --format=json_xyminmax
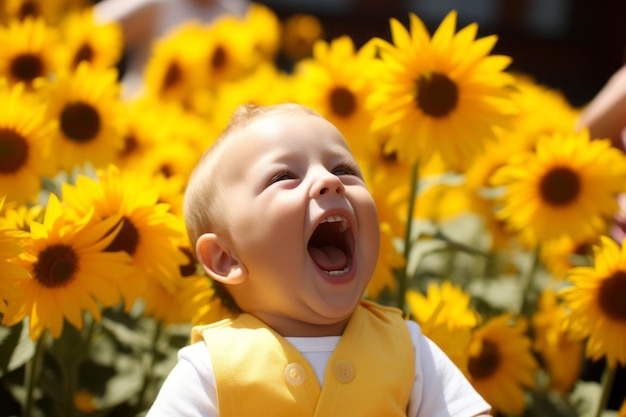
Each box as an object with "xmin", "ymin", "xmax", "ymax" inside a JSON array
[
  {"xmin": 561, "ymin": 236, "xmax": 626, "ymax": 368},
  {"xmin": 187, "ymin": 276, "xmax": 236, "ymax": 326},
  {"xmin": 143, "ymin": 22, "xmax": 204, "ymax": 102},
  {"xmin": 463, "ymin": 137, "xmax": 538, "ymax": 250},
  {"xmin": 56, "ymin": 8, "xmax": 123, "ymax": 72},
  {"xmin": 0, "ymin": 82, "xmax": 55, "ymax": 204},
  {"xmin": 152, "ymin": 99, "xmax": 218, "ymax": 156},
  {"xmin": 506, "ymin": 73, "xmax": 580, "ymax": 151},
  {"xmin": 118, "ymin": 100, "xmax": 211, "ymax": 182},
  {"xmin": 415, "ymin": 182, "xmax": 470, "ymax": 222},
  {"xmin": 354, "ymin": 155, "xmax": 408, "ymax": 299},
  {"xmin": 151, "ymin": 174, "xmax": 185, "ymax": 217},
  {"xmin": 360, "ymin": 159, "xmax": 411, "ymax": 299},
  {"xmin": 210, "ymin": 62, "xmax": 292, "ymax": 132},
  {"xmin": 293, "ymin": 36, "xmax": 379, "ymax": 148},
  {"xmin": 0, "ymin": 16, "xmax": 59, "ymax": 87},
  {"xmin": 281, "ymin": 13, "xmax": 323, "ymax": 63},
  {"xmin": 406, "ymin": 280, "xmax": 480, "ymax": 375},
  {"xmin": 196, "ymin": 16, "xmax": 257, "ymax": 89},
  {"xmin": 532, "ymin": 288, "xmax": 583, "ymax": 394},
  {"xmin": 366, "ymin": 222, "xmax": 404, "ymax": 299},
  {"xmin": 540, "ymin": 234, "xmax": 598, "ymax": 279},
  {"xmin": 367, "ymin": 11, "xmax": 515, "ymax": 169},
  {"xmin": 61, "ymin": 165, "xmax": 187, "ymax": 311},
  {"xmin": 0, "ymin": 199, "xmax": 43, "ymax": 231},
  {"xmin": 44, "ymin": 62, "xmax": 125, "ymax": 171},
  {"xmin": 467, "ymin": 314, "xmax": 538, "ymax": 415},
  {"xmin": 142, "ymin": 242, "xmax": 230, "ymax": 325},
  {"xmin": 141, "ymin": 244, "xmax": 194, "ymax": 325},
  {"xmin": 132, "ymin": 140, "xmax": 200, "ymax": 182},
  {"xmin": 360, "ymin": 139, "xmax": 412, "ymax": 238},
  {"xmin": 244, "ymin": 2, "xmax": 281, "ymax": 63},
  {"xmin": 490, "ymin": 130, "xmax": 626, "ymax": 246},
  {"xmin": 2, "ymin": 193, "xmax": 133, "ymax": 340},
  {"xmin": 2, "ymin": 0, "xmax": 84, "ymax": 25},
  {"xmin": 114, "ymin": 98, "xmax": 163, "ymax": 167},
  {"xmin": 3, "ymin": 0, "xmax": 54, "ymax": 23},
  {"xmin": 464, "ymin": 134, "xmax": 530, "ymax": 191},
  {"xmin": 0, "ymin": 197, "xmax": 31, "ymax": 312}
]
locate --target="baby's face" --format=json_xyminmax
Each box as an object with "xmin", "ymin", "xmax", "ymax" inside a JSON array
[{"xmin": 219, "ymin": 113, "xmax": 380, "ymax": 335}]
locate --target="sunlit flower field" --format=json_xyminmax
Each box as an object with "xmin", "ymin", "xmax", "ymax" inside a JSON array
[{"xmin": 1, "ymin": 1, "xmax": 626, "ymax": 416}]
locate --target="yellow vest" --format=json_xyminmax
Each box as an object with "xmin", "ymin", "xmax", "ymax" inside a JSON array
[{"xmin": 191, "ymin": 300, "xmax": 415, "ymax": 417}]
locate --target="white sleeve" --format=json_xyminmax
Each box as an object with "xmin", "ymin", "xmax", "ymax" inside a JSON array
[
  {"xmin": 145, "ymin": 342, "xmax": 218, "ymax": 417},
  {"xmin": 93, "ymin": 0, "xmax": 160, "ymax": 23},
  {"xmin": 406, "ymin": 321, "xmax": 491, "ymax": 417}
]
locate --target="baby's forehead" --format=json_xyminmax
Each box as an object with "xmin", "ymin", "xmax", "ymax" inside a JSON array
[
  {"xmin": 217, "ymin": 112, "xmax": 352, "ymax": 163},
  {"xmin": 242, "ymin": 111, "xmax": 315, "ymax": 132},
  {"xmin": 244, "ymin": 112, "xmax": 345, "ymax": 141}
]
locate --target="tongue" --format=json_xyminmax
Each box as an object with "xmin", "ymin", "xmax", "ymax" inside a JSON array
[{"xmin": 308, "ymin": 246, "xmax": 347, "ymax": 271}]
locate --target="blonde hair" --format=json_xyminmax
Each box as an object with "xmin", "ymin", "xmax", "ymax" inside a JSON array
[{"xmin": 183, "ymin": 102, "xmax": 322, "ymax": 250}]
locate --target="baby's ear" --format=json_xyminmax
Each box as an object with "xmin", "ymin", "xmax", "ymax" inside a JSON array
[{"xmin": 196, "ymin": 233, "xmax": 247, "ymax": 285}]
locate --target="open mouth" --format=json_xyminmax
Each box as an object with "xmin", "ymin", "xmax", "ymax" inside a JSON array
[{"xmin": 307, "ymin": 215, "xmax": 353, "ymax": 276}]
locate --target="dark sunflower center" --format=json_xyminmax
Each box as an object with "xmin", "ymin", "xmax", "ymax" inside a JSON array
[
  {"xmin": 72, "ymin": 43, "xmax": 94, "ymax": 68},
  {"xmin": 211, "ymin": 46, "xmax": 227, "ymax": 70},
  {"xmin": 105, "ymin": 217, "xmax": 140, "ymax": 256},
  {"xmin": 379, "ymin": 142, "xmax": 398, "ymax": 165},
  {"xmin": 160, "ymin": 164, "xmax": 174, "ymax": 178},
  {"xmin": 119, "ymin": 133, "xmax": 139, "ymax": 158},
  {"xmin": 415, "ymin": 72, "xmax": 458, "ymax": 118},
  {"xmin": 179, "ymin": 247, "xmax": 197, "ymax": 277},
  {"xmin": 0, "ymin": 128, "xmax": 29, "ymax": 174},
  {"xmin": 598, "ymin": 271, "xmax": 626, "ymax": 321},
  {"xmin": 573, "ymin": 241, "xmax": 593, "ymax": 256},
  {"xmin": 10, "ymin": 53, "xmax": 44, "ymax": 83},
  {"xmin": 330, "ymin": 87, "xmax": 356, "ymax": 118},
  {"xmin": 468, "ymin": 340, "xmax": 500, "ymax": 380},
  {"xmin": 539, "ymin": 166, "xmax": 581, "ymax": 206},
  {"xmin": 60, "ymin": 102, "xmax": 101, "ymax": 143},
  {"xmin": 18, "ymin": 2, "xmax": 40, "ymax": 20},
  {"xmin": 163, "ymin": 61, "xmax": 182, "ymax": 91},
  {"xmin": 33, "ymin": 244, "xmax": 79, "ymax": 288}
]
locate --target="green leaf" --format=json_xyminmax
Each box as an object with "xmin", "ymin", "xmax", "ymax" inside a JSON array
[
  {"xmin": 570, "ymin": 380, "xmax": 603, "ymax": 417},
  {"xmin": 101, "ymin": 318, "xmax": 153, "ymax": 350},
  {"xmin": 99, "ymin": 356, "xmax": 143, "ymax": 408},
  {"xmin": 0, "ymin": 322, "xmax": 34, "ymax": 376}
]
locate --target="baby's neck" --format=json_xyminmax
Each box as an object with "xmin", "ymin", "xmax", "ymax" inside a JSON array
[{"xmin": 250, "ymin": 312, "xmax": 350, "ymax": 337}]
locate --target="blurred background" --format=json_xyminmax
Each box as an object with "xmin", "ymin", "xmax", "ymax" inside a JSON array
[{"xmin": 254, "ymin": 0, "xmax": 626, "ymax": 108}]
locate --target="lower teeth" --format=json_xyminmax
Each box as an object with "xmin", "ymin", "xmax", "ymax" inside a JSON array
[{"xmin": 324, "ymin": 259, "xmax": 351, "ymax": 276}]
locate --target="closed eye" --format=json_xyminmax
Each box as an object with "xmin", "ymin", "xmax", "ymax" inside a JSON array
[
  {"xmin": 333, "ymin": 162, "xmax": 361, "ymax": 178},
  {"xmin": 268, "ymin": 170, "xmax": 296, "ymax": 185}
]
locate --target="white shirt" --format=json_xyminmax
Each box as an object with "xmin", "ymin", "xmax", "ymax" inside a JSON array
[{"xmin": 146, "ymin": 320, "xmax": 490, "ymax": 417}]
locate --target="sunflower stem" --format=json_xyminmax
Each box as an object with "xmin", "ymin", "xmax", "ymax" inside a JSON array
[
  {"xmin": 396, "ymin": 162, "xmax": 419, "ymax": 312},
  {"xmin": 518, "ymin": 245, "xmax": 540, "ymax": 316},
  {"xmin": 23, "ymin": 333, "xmax": 46, "ymax": 417},
  {"xmin": 593, "ymin": 363, "xmax": 617, "ymax": 417}
]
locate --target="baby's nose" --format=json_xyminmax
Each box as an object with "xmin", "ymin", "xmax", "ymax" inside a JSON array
[{"xmin": 311, "ymin": 172, "xmax": 345, "ymax": 197}]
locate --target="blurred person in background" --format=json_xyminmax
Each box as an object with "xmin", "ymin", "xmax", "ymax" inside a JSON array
[
  {"xmin": 577, "ymin": 63, "xmax": 626, "ymax": 153},
  {"xmin": 94, "ymin": 0, "xmax": 250, "ymax": 96}
]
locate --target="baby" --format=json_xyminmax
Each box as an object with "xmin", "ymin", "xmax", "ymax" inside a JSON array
[{"xmin": 146, "ymin": 103, "xmax": 492, "ymax": 416}]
